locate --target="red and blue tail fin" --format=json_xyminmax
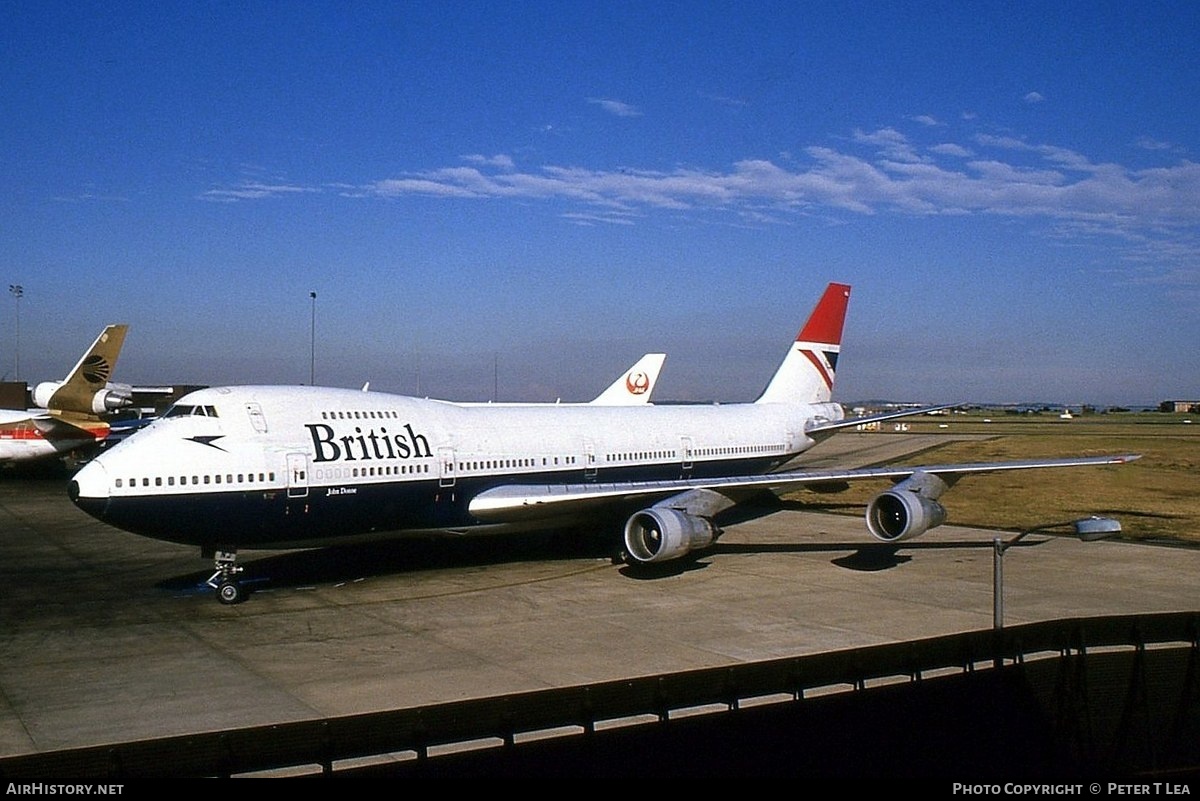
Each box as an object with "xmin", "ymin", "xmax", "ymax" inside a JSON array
[{"xmin": 755, "ymin": 283, "xmax": 850, "ymax": 405}]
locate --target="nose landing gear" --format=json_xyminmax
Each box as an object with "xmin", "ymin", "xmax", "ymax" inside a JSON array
[{"xmin": 205, "ymin": 549, "xmax": 246, "ymax": 604}]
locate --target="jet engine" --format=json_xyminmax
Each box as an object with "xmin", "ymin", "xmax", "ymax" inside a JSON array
[
  {"xmin": 864, "ymin": 472, "xmax": 949, "ymax": 542},
  {"xmin": 32, "ymin": 381, "xmax": 134, "ymax": 414},
  {"xmin": 31, "ymin": 381, "xmax": 65, "ymax": 409},
  {"xmin": 623, "ymin": 508, "xmax": 718, "ymax": 564},
  {"xmin": 92, "ymin": 383, "xmax": 135, "ymax": 413}
]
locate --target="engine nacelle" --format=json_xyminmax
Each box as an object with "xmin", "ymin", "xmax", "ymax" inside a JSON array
[
  {"xmin": 623, "ymin": 508, "xmax": 717, "ymax": 565},
  {"xmin": 865, "ymin": 472, "xmax": 949, "ymax": 542},
  {"xmin": 33, "ymin": 381, "xmax": 132, "ymax": 413},
  {"xmin": 91, "ymin": 383, "xmax": 134, "ymax": 413},
  {"xmin": 31, "ymin": 381, "xmax": 63, "ymax": 409}
]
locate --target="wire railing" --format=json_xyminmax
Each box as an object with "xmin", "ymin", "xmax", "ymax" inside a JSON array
[{"xmin": 1, "ymin": 611, "xmax": 1196, "ymax": 778}]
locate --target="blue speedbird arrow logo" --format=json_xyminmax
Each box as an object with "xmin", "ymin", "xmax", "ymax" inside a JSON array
[{"xmin": 186, "ymin": 435, "xmax": 228, "ymax": 451}]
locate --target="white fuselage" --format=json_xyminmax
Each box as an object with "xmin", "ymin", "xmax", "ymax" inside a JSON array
[
  {"xmin": 70, "ymin": 384, "xmax": 843, "ymax": 550},
  {"xmin": 0, "ymin": 409, "xmax": 104, "ymax": 464}
]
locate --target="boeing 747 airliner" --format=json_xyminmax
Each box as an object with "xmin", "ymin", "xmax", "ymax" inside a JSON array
[{"xmin": 69, "ymin": 284, "xmax": 1138, "ymax": 603}]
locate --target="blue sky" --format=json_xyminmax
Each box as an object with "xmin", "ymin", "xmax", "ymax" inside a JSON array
[{"xmin": 2, "ymin": 1, "xmax": 1198, "ymax": 406}]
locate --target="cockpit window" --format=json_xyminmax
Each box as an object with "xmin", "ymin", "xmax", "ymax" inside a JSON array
[{"xmin": 163, "ymin": 404, "xmax": 219, "ymax": 418}]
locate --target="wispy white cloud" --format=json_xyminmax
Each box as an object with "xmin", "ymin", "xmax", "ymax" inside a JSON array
[
  {"xmin": 588, "ymin": 98, "xmax": 642, "ymax": 117},
  {"xmin": 199, "ymin": 182, "xmax": 317, "ymax": 202},
  {"xmin": 930, "ymin": 143, "xmax": 973, "ymax": 158},
  {"xmin": 700, "ymin": 91, "xmax": 749, "ymax": 108},
  {"xmin": 462, "ymin": 154, "xmax": 516, "ymax": 170},
  {"xmin": 362, "ymin": 140, "xmax": 1199, "ymax": 229},
  {"xmin": 1136, "ymin": 137, "xmax": 1172, "ymax": 151},
  {"xmin": 561, "ymin": 210, "xmax": 638, "ymax": 226},
  {"xmin": 197, "ymin": 125, "xmax": 1200, "ymax": 284},
  {"xmin": 51, "ymin": 191, "xmax": 130, "ymax": 203},
  {"xmin": 852, "ymin": 127, "xmax": 926, "ymax": 163},
  {"xmin": 216, "ymin": 132, "xmax": 1200, "ymax": 234},
  {"xmin": 1135, "ymin": 136, "xmax": 1186, "ymax": 156},
  {"xmin": 371, "ymin": 176, "xmax": 483, "ymax": 199}
]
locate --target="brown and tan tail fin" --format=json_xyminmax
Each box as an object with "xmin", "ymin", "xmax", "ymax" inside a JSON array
[{"xmin": 45, "ymin": 325, "xmax": 130, "ymax": 416}]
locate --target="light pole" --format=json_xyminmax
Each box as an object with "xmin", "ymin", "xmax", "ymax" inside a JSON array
[
  {"xmin": 309, "ymin": 291, "xmax": 316, "ymax": 385},
  {"xmin": 8, "ymin": 285, "xmax": 22, "ymax": 380},
  {"xmin": 993, "ymin": 516, "xmax": 1122, "ymax": 630}
]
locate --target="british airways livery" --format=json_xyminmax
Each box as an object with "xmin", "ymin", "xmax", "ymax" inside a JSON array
[{"xmin": 69, "ymin": 284, "xmax": 1138, "ymax": 604}]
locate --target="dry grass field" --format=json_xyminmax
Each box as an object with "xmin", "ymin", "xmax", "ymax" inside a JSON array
[{"xmin": 791, "ymin": 411, "xmax": 1200, "ymax": 544}]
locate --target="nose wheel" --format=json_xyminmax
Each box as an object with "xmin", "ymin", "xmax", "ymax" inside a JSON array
[{"xmin": 206, "ymin": 549, "xmax": 246, "ymax": 604}]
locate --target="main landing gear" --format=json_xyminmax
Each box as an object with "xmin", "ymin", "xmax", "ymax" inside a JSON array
[{"xmin": 205, "ymin": 549, "xmax": 246, "ymax": 605}]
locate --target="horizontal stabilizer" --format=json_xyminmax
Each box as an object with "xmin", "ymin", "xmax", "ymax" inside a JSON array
[{"xmin": 806, "ymin": 403, "xmax": 961, "ymax": 438}]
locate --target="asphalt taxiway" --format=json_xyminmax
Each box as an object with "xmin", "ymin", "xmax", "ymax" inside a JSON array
[{"xmin": 1, "ymin": 433, "xmax": 1197, "ymax": 758}]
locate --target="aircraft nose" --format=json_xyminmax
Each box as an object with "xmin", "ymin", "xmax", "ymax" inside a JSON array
[{"xmin": 69, "ymin": 459, "xmax": 111, "ymax": 519}]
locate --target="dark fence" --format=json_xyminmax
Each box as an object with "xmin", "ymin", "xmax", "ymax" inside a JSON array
[{"xmin": 2, "ymin": 612, "xmax": 1198, "ymax": 778}]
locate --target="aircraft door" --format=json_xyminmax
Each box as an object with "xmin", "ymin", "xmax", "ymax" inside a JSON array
[
  {"xmin": 438, "ymin": 447, "xmax": 456, "ymax": 488},
  {"xmin": 783, "ymin": 425, "xmax": 798, "ymax": 454},
  {"xmin": 583, "ymin": 439, "xmax": 597, "ymax": 480},
  {"xmin": 286, "ymin": 452, "xmax": 309, "ymax": 498},
  {"xmin": 680, "ymin": 436, "xmax": 694, "ymax": 478}
]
